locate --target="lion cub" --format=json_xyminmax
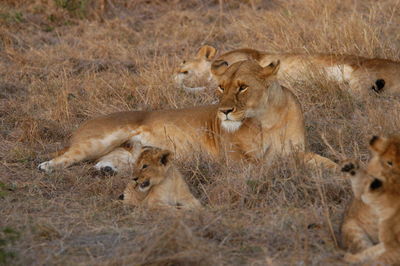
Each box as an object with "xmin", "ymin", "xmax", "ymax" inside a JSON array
[
  {"xmin": 120, "ymin": 146, "xmax": 201, "ymax": 209},
  {"xmin": 341, "ymin": 136, "xmax": 400, "ymax": 264}
]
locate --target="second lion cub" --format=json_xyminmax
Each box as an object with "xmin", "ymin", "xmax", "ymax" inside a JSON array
[
  {"xmin": 341, "ymin": 135, "xmax": 400, "ymax": 264},
  {"xmin": 120, "ymin": 146, "xmax": 201, "ymax": 209}
]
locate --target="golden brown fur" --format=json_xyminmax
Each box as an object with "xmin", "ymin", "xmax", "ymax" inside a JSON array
[
  {"xmin": 176, "ymin": 45, "xmax": 400, "ymax": 95},
  {"xmin": 38, "ymin": 60, "xmax": 335, "ymax": 173},
  {"xmin": 341, "ymin": 136, "xmax": 400, "ymax": 264},
  {"xmin": 120, "ymin": 146, "xmax": 201, "ymax": 209}
]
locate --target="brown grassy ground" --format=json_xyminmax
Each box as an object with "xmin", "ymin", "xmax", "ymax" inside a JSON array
[{"xmin": 1, "ymin": 0, "xmax": 400, "ymax": 265}]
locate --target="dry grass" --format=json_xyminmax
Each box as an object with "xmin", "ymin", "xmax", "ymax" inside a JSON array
[{"xmin": 1, "ymin": 0, "xmax": 400, "ymax": 264}]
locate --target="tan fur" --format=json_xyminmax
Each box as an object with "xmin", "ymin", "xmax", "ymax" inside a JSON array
[
  {"xmin": 121, "ymin": 147, "xmax": 201, "ymax": 209},
  {"xmin": 176, "ymin": 45, "xmax": 400, "ymax": 95},
  {"xmin": 38, "ymin": 60, "xmax": 335, "ymax": 173},
  {"xmin": 341, "ymin": 136, "xmax": 400, "ymax": 264},
  {"xmin": 340, "ymin": 160, "xmax": 379, "ymax": 253}
]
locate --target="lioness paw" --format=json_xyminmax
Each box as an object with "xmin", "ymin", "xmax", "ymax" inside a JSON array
[
  {"xmin": 341, "ymin": 160, "xmax": 360, "ymax": 176},
  {"xmin": 38, "ymin": 161, "xmax": 54, "ymax": 173},
  {"xmin": 94, "ymin": 161, "xmax": 117, "ymax": 175}
]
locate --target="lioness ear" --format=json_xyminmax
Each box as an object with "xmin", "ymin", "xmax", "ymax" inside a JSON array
[
  {"xmin": 196, "ymin": 45, "xmax": 217, "ymax": 60},
  {"xmin": 211, "ymin": 59, "xmax": 229, "ymax": 76},
  {"xmin": 369, "ymin": 136, "xmax": 388, "ymax": 154},
  {"xmin": 260, "ymin": 60, "xmax": 280, "ymax": 78},
  {"xmin": 159, "ymin": 150, "xmax": 172, "ymax": 165}
]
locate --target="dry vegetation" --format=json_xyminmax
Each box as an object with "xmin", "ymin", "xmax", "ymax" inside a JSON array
[{"xmin": 1, "ymin": 0, "xmax": 400, "ymax": 265}]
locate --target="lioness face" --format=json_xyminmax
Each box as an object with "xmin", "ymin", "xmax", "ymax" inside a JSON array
[
  {"xmin": 132, "ymin": 147, "xmax": 172, "ymax": 192},
  {"xmin": 215, "ymin": 60, "xmax": 280, "ymax": 132},
  {"xmin": 175, "ymin": 45, "xmax": 217, "ymax": 91}
]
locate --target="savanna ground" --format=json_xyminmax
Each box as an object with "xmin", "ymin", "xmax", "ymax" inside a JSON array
[{"xmin": 1, "ymin": 0, "xmax": 400, "ymax": 265}]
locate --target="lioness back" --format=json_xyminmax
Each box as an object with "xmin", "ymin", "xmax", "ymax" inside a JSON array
[{"xmin": 176, "ymin": 45, "xmax": 400, "ymax": 95}]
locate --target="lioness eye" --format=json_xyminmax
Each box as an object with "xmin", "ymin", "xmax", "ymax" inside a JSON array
[
  {"xmin": 239, "ymin": 85, "xmax": 248, "ymax": 92},
  {"xmin": 387, "ymin": 161, "xmax": 393, "ymax": 166},
  {"xmin": 142, "ymin": 164, "xmax": 148, "ymax": 169},
  {"xmin": 182, "ymin": 71, "xmax": 188, "ymax": 74}
]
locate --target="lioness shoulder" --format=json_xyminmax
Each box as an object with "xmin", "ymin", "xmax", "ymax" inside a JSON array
[{"xmin": 120, "ymin": 146, "xmax": 201, "ymax": 209}]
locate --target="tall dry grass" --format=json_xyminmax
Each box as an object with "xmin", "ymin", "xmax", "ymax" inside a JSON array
[{"xmin": 1, "ymin": 0, "xmax": 400, "ymax": 264}]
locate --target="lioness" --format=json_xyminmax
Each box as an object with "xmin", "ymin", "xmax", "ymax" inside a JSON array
[
  {"xmin": 176, "ymin": 45, "xmax": 400, "ymax": 95},
  {"xmin": 341, "ymin": 135, "xmax": 400, "ymax": 264},
  {"xmin": 119, "ymin": 146, "xmax": 201, "ymax": 209},
  {"xmin": 38, "ymin": 60, "xmax": 335, "ymax": 173}
]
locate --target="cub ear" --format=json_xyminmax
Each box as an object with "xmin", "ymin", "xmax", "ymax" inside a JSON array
[
  {"xmin": 211, "ymin": 59, "xmax": 229, "ymax": 76},
  {"xmin": 159, "ymin": 150, "xmax": 173, "ymax": 166},
  {"xmin": 369, "ymin": 135, "xmax": 388, "ymax": 154},
  {"xmin": 196, "ymin": 45, "xmax": 217, "ymax": 60},
  {"xmin": 260, "ymin": 60, "xmax": 280, "ymax": 78}
]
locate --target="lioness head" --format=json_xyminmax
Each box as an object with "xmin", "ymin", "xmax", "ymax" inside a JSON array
[
  {"xmin": 213, "ymin": 59, "xmax": 281, "ymax": 132},
  {"xmin": 175, "ymin": 45, "xmax": 217, "ymax": 91}
]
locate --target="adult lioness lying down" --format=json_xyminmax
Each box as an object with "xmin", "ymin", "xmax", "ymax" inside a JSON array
[
  {"xmin": 176, "ymin": 45, "xmax": 400, "ymax": 95},
  {"xmin": 38, "ymin": 60, "xmax": 335, "ymax": 173}
]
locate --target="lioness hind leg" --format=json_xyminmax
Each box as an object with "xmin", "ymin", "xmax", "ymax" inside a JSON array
[
  {"xmin": 38, "ymin": 143, "xmax": 98, "ymax": 173},
  {"xmin": 38, "ymin": 139, "xmax": 125, "ymax": 173}
]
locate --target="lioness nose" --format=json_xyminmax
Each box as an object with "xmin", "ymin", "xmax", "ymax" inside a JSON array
[{"xmin": 219, "ymin": 107, "xmax": 234, "ymax": 115}]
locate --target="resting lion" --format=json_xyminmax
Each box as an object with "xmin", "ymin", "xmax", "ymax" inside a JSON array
[
  {"xmin": 176, "ymin": 45, "xmax": 400, "ymax": 95},
  {"xmin": 38, "ymin": 59, "xmax": 336, "ymax": 173},
  {"xmin": 119, "ymin": 146, "xmax": 201, "ymax": 209},
  {"xmin": 341, "ymin": 135, "xmax": 400, "ymax": 264}
]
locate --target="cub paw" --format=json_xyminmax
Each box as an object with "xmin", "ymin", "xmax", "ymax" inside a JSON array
[
  {"xmin": 343, "ymin": 252, "xmax": 361, "ymax": 263},
  {"xmin": 38, "ymin": 161, "xmax": 54, "ymax": 173},
  {"xmin": 340, "ymin": 160, "xmax": 359, "ymax": 176}
]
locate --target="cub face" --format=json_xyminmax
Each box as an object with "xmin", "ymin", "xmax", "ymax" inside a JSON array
[
  {"xmin": 363, "ymin": 135, "xmax": 400, "ymax": 207},
  {"xmin": 132, "ymin": 147, "xmax": 172, "ymax": 192},
  {"xmin": 175, "ymin": 45, "xmax": 217, "ymax": 90},
  {"xmin": 213, "ymin": 60, "xmax": 281, "ymax": 132},
  {"xmin": 368, "ymin": 135, "xmax": 400, "ymax": 175}
]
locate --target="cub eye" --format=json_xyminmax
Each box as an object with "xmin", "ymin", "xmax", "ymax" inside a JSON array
[
  {"xmin": 142, "ymin": 164, "xmax": 148, "ymax": 169},
  {"xmin": 387, "ymin": 161, "xmax": 393, "ymax": 166},
  {"xmin": 218, "ymin": 86, "xmax": 224, "ymax": 92},
  {"xmin": 239, "ymin": 85, "xmax": 248, "ymax": 92},
  {"xmin": 181, "ymin": 71, "xmax": 188, "ymax": 74}
]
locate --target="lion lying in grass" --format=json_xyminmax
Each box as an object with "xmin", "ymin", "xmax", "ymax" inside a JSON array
[
  {"xmin": 38, "ymin": 59, "xmax": 336, "ymax": 173},
  {"xmin": 176, "ymin": 45, "xmax": 400, "ymax": 95},
  {"xmin": 119, "ymin": 146, "xmax": 201, "ymax": 209},
  {"xmin": 340, "ymin": 135, "xmax": 400, "ymax": 264}
]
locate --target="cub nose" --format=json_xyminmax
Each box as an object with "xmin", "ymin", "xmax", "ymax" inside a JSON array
[
  {"xmin": 219, "ymin": 107, "xmax": 234, "ymax": 115},
  {"xmin": 133, "ymin": 177, "xmax": 139, "ymax": 181}
]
